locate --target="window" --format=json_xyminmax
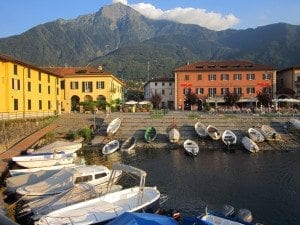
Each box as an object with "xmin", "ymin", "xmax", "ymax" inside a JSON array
[
  {"xmin": 39, "ymin": 84, "xmax": 42, "ymax": 93},
  {"xmin": 13, "ymin": 65, "xmax": 17, "ymax": 75},
  {"xmin": 196, "ymin": 88, "xmax": 204, "ymax": 94},
  {"xmin": 28, "ymin": 69, "xmax": 31, "ymax": 78},
  {"xmin": 28, "ymin": 99, "xmax": 31, "ymax": 110},
  {"xmin": 247, "ymin": 74, "xmax": 255, "ymax": 80},
  {"xmin": 221, "ymin": 88, "xmax": 229, "ymax": 95},
  {"xmin": 155, "ymin": 82, "xmax": 157, "ymax": 86},
  {"xmin": 38, "ymin": 72, "xmax": 41, "ymax": 81},
  {"xmin": 48, "ymin": 75, "xmax": 50, "ymax": 83},
  {"xmin": 185, "ymin": 75, "xmax": 189, "ymax": 81},
  {"xmin": 263, "ymin": 74, "xmax": 271, "ymax": 80},
  {"xmin": 74, "ymin": 175, "xmax": 93, "ymax": 183},
  {"xmin": 12, "ymin": 79, "xmax": 20, "ymax": 90},
  {"xmin": 208, "ymin": 74, "xmax": 216, "ymax": 81},
  {"xmin": 28, "ymin": 82, "xmax": 31, "ymax": 92},
  {"xmin": 233, "ymin": 74, "xmax": 242, "ymax": 80},
  {"xmin": 48, "ymin": 101, "xmax": 51, "ymax": 110},
  {"xmin": 234, "ymin": 87, "xmax": 242, "ymax": 94},
  {"xmin": 82, "ymin": 82, "xmax": 93, "ymax": 92},
  {"xmin": 183, "ymin": 88, "xmax": 191, "ymax": 95},
  {"xmin": 208, "ymin": 88, "xmax": 216, "ymax": 97},
  {"xmin": 14, "ymin": 99, "xmax": 18, "ymax": 110},
  {"xmin": 96, "ymin": 81, "xmax": 105, "ymax": 89},
  {"xmin": 48, "ymin": 86, "xmax": 51, "ymax": 94},
  {"xmin": 162, "ymin": 89, "xmax": 165, "ymax": 95},
  {"xmin": 70, "ymin": 81, "xmax": 79, "ymax": 89},
  {"xmin": 221, "ymin": 74, "xmax": 229, "ymax": 80},
  {"xmin": 162, "ymin": 82, "xmax": 165, "ymax": 86},
  {"xmin": 263, "ymin": 87, "xmax": 272, "ymax": 93},
  {"xmin": 198, "ymin": 74, "xmax": 202, "ymax": 80},
  {"xmin": 39, "ymin": 100, "xmax": 42, "ymax": 110},
  {"xmin": 56, "ymin": 88, "xmax": 59, "ymax": 95},
  {"xmin": 95, "ymin": 173, "xmax": 107, "ymax": 179},
  {"xmin": 61, "ymin": 80, "xmax": 65, "ymax": 89},
  {"xmin": 169, "ymin": 82, "xmax": 172, "ymax": 86},
  {"xmin": 247, "ymin": 87, "xmax": 255, "ymax": 94}
]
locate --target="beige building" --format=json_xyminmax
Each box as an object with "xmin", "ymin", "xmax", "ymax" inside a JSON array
[{"xmin": 277, "ymin": 66, "xmax": 300, "ymax": 99}]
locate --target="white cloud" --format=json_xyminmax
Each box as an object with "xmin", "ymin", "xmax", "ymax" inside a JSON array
[
  {"xmin": 129, "ymin": 3, "xmax": 239, "ymax": 31},
  {"xmin": 112, "ymin": 0, "xmax": 128, "ymax": 5}
]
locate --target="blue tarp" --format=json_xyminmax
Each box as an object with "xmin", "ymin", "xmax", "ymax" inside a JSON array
[{"xmin": 106, "ymin": 212, "xmax": 179, "ymax": 225}]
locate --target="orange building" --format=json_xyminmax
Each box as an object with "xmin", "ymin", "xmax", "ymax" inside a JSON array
[{"xmin": 173, "ymin": 60, "xmax": 276, "ymax": 110}]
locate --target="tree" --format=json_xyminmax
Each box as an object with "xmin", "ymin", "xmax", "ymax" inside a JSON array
[
  {"xmin": 257, "ymin": 91, "xmax": 272, "ymax": 107},
  {"xmin": 224, "ymin": 92, "xmax": 240, "ymax": 106},
  {"xmin": 150, "ymin": 92, "xmax": 162, "ymax": 109},
  {"xmin": 184, "ymin": 92, "xmax": 198, "ymax": 106}
]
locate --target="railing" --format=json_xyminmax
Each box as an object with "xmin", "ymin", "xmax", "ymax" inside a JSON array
[{"xmin": 0, "ymin": 111, "xmax": 56, "ymax": 120}]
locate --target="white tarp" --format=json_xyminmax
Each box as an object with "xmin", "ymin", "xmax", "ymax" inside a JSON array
[{"xmin": 125, "ymin": 100, "xmax": 138, "ymax": 105}]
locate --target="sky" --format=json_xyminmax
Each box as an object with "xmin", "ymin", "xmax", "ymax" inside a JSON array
[{"xmin": 1, "ymin": 0, "xmax": 300, "ymax": 38}]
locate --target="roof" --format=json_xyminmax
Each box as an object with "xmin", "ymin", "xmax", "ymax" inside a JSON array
[
  {"xmin": 0, "ymin": 53, "xmax": 63, "ymax": 77},
  {"xmin": 277, "ymin": 66, "xmax": 300, "ymax": 73},
  {"xmin": 173, "ymin": 60, "xmax": 275, "ymax": 72}
]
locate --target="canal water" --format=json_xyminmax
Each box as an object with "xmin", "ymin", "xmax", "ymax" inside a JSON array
[{"xmin": 82, "ymin": 146, "xmax": 299, "ymax": 225}]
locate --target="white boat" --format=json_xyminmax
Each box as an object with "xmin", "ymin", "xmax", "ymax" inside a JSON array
[
  {"xmin": 183, "ymin": 139, "xmax": 199, "ymax": 156},
  {"xmin": 27, "ymin": 141, "xmax": 82, "ymax": 155},
  {"xmin": 36, "ymin": 164, "xmax": 161, "ymax": 225},
  {"xmin": 168, "ymin": 128, "xmax": 180, "ymax": 143},
  {"xmin": 16, "ymin": 165, "xmax": 122, "ymax": 198},
  {"xmin": 248, "ymin": 127, "xmax": 265, "ymax": 143},
  {"xmin": 17, "ymin": 183, "xmax": 123, "ymax": 222},
  {"xmin": 102, "ymin": 140, "xmax": 120, "ymax": 155},
  {"xmin": 9, "ymin": 164, "xmax": 76, "ymax": 177},
  {"xmin": 194, "ymin": 122, "xmax": 208, "ymax": 138},
  {"xmin": 207, "ymin": 125, "xmax": 221, "ymax": 140},
  {"xmin": 289, "ymin": 118, "xmax": 300, "ymax": 130},
  {"xmin": 242, "ymin": 136, "xmax": 260, "ymax": 153},
  {"xmin": 106, "ymin": 118, "xmax": 122, "ymax": 136},
  {"xmin": 120, "ymin": 136, "xmax": 136, "ymax": 152},
  {"xmin": 12, "ymin": 152, "xmax": 77, "ymax": 168},
  {"xmin": 222, "ymin": 130, "xmax": 237, "ymax": 147},
  {"xmin": 260, "ymin": 125, "xmax": 281, "ymax": 141}
]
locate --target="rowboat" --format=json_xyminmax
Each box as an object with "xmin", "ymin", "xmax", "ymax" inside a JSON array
[
  {"xmin": 168, "ymin": 128, "xmax": 180, "ymax": 143},
  {"xmin": 144, "ymin": 126, "xmax": 157, "ymax": 143},
  {"xmin": 222, "ymin": 130, "xmax": 237, "ymax": 147},
  {"xmin": 260, "ymin": 125, "xmax": 281, "ymax": 141},
  {"xmin": 102, "ymin": 140, "xmax": 120, "ymax": 155},
  {"xmin": 289, "ymin": 118, "xmax": 300, "ymax": 130},
  {"xmin": 120, "ymin": 136, "xmax": 136, "ymax": 152},
  {"xmin": 12, "ymin": 153, "xmax": 77, "ymax": 168},
  {"xmin": 194, "ymin": 122, "xmax": 208, "ymax": 138},
  {"xmin": 36, "ymin": 164, "xmax": 161, "ymax": 225},
  {"xmin": 242, "ymin": 136, "xmax": 260, "ymax": 153},
  {"xmin": 207, "ymin": 125, "xmax": 221, "ymax": 140},
  {"xmin": 248, "ymin": 127, "xmax": 265, "ymax": 143},
  {"xmin": 106, "ymin": 118, "xmax": 122, "ymax": 136},
  {"xmin": 183, "ymin": 139, "xmax": 199, "ymax": 156},
  {"xmin": 27, "ymin": 141, "xmax": 82, "ymax": 155}
]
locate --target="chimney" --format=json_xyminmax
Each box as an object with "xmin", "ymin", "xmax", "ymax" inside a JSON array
[{"xmin": 98, "ymin": 65, "xmax": 103, "ymax": 71}]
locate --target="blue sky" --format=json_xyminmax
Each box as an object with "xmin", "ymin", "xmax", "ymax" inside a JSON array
[{"xmin": 1, "ymin": 0, "xmax": 299, "ymax": 38}]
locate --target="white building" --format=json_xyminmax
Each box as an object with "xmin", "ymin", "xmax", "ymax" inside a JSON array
[{"xmin": 144, "ymin": 77, "xmax": 175, "ymax": 109}]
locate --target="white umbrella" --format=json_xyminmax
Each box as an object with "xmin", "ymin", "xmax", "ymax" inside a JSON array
[
  {"xmin": 125, "ymin": 100, "xmax": 138, "ymax": 105},
  {"xmin": 273, "ymin": 98, "xmax": 300, "ymax": 103},
  {"xmin": 138, "ymin": 101, "xmax": 152, "ymax": 105}
]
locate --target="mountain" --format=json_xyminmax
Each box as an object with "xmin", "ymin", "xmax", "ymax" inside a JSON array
[{"xmin": 0, "ymin": 3, "xmax": 299, "ymax": 81}]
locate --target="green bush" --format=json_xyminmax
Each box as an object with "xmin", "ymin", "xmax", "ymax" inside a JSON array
[
  {"xmin": 65, "ymin": 130, "xmax": 79, "ymax": 140},
  {"xmin": 79, "ymin": 127, "xmax": 92, "ymax": 141}
]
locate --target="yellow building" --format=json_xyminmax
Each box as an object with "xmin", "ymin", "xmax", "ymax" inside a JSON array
[
  {"xmin": 0, "ymin": 54, "xmax": 62, "ymax": 119},
  {"xmin": 46, "ymin": 66, "xmax": 124, "ymax": 113}
]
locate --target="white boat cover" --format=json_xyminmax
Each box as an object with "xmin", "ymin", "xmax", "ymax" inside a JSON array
[{"xmin": 28, "ymin": 141, "xmax": 82, "ymax": 155}]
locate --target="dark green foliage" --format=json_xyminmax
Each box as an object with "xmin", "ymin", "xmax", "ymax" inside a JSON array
[
  {"xmin": 65, "ymin": 130, "xmax": 79, "ymax": 141},
  {"xmin": 78, "ymin": 127, "xmax": 92, "ymax": 142},
  {"xmin": 257, "ymin": 91, "xmax": 272, "ymax": 107},
  {"xmin": 185, "ymin": 92, "xmax": 198, "ymax": 105},
  {"xmin": 150, "ymin": 92, "xmax": 162, "ymax": 109},
  {"xmin": 224, "ymin": 92, "xmax": 241, "ymax": 106}
]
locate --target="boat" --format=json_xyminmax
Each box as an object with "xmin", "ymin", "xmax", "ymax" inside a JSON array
[
  {"xmin": 144, "ymin": 126, "xmax": 157, "ymax": 143},
  {"xmin": 12, "ymin": 152, "xmax": 77, "ymax": 168},
  {"xmin": 207, "ymin": 125, "xmax": 221, "ymax": 140},
  {"xmin": 36, "ymin": 163, "xmax": 161, "ymax": 225},
  {"xmin": 16, "ymin": 165, "xmax": 122, "ymax": 199},
  {"xmin": 27, "ymin": 141, "xmax": 82, "ymax": 155},
  {"xmin": 120, "ymin": 136, "xmax": 136, "ymax": 152},
  {"xmin": 183, "ymin": 139, "xmax": 199, "ymax": 156},
  {"xmin": 16, "ymin": 183, "xmax": 123, "ymax": 222},
  {"xmin": 9, "ymin": 164, "xmax": 76, "ymax": 177},
  {"xmin": 194, "ymin": 122, "xmax": 208, "ymax": 138},
  {"xmin": 106, "ymin": 118, "xmax": 122, "ymax": 136},
  {"xmin": 102, "ymin": 140, "xmax": 120, "ymax": 155},
  {"xmin": 248, "ymin": 127, "xmax": 265, "ymax": 143},
  {"xmin": 222, "ymin": 130, "xmax": 237, "ymax": 147},
  {"xmin": 242, "ymin": 136, "xmax": 260, "ymax": 153},
  {"xmin": 168, "ymin": 127, "xmax": 180, "ymax": 143},
  {"xmin": 260, "ymin": 125, "xmax": 281, "ymax": 141},
  {"xmin": 289, "ymin": 118, "xmax": 300, "ymax": 130}
]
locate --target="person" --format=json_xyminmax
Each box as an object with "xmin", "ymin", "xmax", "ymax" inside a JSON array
[{"xmin": 106, "ymin": 106, "xmax": 111, "ymax": 118}]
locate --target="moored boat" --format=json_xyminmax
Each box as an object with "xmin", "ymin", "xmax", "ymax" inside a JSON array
[
  {"xmin": 106, "ymin": 118, "xmax": 122, "ymax": 136},
  {"xmin": 144, "ymin": 126, "xmax": 157, "ymax": 143},
  {"xmin": 242, "ymin": 136, "xmax": 260, "ymax": 153},
  {"xmin": 183, "ymin": 139, "xmax": 199, "ymax": 156},
  {"xmin": 207, "ymin": 125, "xmax": 221, "ymax": 140},
  {"xmin": 248, "ymin": 127, "xmax": 265, "ymax": 143},
  {"xmin": 289, "ymin": 118, "xmax": 300, "ymax": 130},
  {"xmin": 102, "ymin": 140, "xmax": 120, "ymax": 155},
  {"xmin": 260, "ymin": 125, "xmax": 281, "ymax": 141},
  {"xmin": 27, "ymin": 141, "xmax": 82, "ymax": 155},
  {"xmin": 168, "ymin": 127, "xmax": 180, "ymax": 143},
  {"xmin": 222, "ymin": 130, "xmax": 237, "ymax": 147},
  {"xmin": 194, "ymin": 122, "xmax": 208, "ymax": 138},
  {"xmin": 120, "ymin": 136, "xmax": 136, "ymax": 152}
]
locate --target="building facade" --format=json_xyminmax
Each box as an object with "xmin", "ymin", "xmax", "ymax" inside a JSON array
[
  {"xmin": 276, "ymin": 67, "xmax": 300, "ymax": 99},
  {"xmin": 144, "ymin": 77, "xmax": 175, "ymax": 109},
  {"xmin": 0, "ymin": 54, "xmax": 61, "ymax": 119},
  {"xmin": 173, "ymin": 61, "xmax": 276, "ymax": 110},
  {"xmin": 47, "ymin": 67, "xmax": 124, "ymax": 113}
]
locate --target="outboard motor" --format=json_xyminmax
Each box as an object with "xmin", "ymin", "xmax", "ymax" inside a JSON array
[{"xmin": 220, "ymin": 204, "xmax": 235, "ymax": 217}]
